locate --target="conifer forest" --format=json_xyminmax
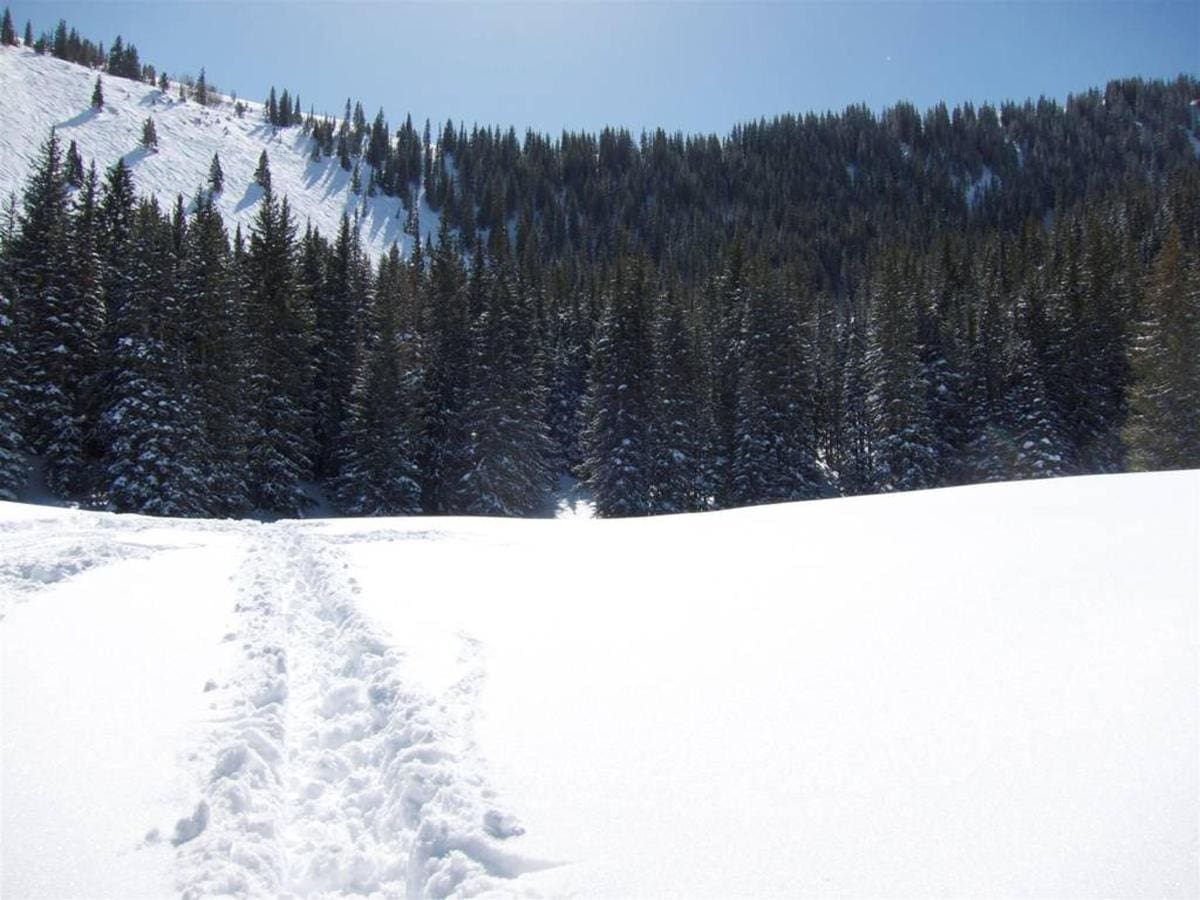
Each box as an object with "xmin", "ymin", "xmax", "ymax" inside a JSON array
[{"xmin": 1, "ymin": 14, "xmax": 1198, "ymax": 519}]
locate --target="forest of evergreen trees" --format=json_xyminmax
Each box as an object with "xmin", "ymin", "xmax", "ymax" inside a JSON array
[{"xmin": 0, "ymin": 14, "xmax": 1197, "ymax": 517}]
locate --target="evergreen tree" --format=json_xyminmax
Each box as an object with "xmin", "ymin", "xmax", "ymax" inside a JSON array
[
  {"xmin": 178, "ymin": 192, "xmax": 248, "ymax": 512},
  {"xmin": 102, "ymin": 198, "xmax": 207, "ymax": 514},
  {"xmin": 64, "ymin": 139, "xmax": 84, "ymax": 188},
  {"xmin": 1123, "ymin": 226, "xmax": 1200, "ymax": 469},
  {"xmin": 243, "ymin": 190, "xmax": 313, "ymax": 513},
  {"xmin": 646, "ymin": 285, "xmax": 714, "ymax": 513},
  {"xmin": 195, "ymin": 67, "xmax": 208, "ymax": 106},
  {"xmin": 141, "ymin": 117, "xmax": 158, "ymax": 150},
  {"xmin": 581, "ymin": 258, "xmax": 652, "ymax": 517},
  {"xmin": 446, "ymin": 248, "xmax": 555, "ymax": 515},
  {"xmin": 0, "ymin": 290, "xmax": 26, "ymax": 499},
  {"xmin": 0, "ymin": 8, "xmax": 16, "ymax": 47},
  {"xmin": 12, "ymin": 131, "xmax": 89, "ymax": 496},
  {"xmin": 254, "ymin": 150, "xmax": 271, "ymax": 192},
  {"xmin": 91, "ymin": 75, "xmax": 104, "ymax": 109},
  {"xmin": 208, "ymin": 152, "xmax": 224, "ymax": 194},
  {"xmin": 730, "ymin": 263, "xmax": 824, "ymax": 506},
  {"xmin": 334, "ymin": 244, "xmax": 423, "ymax": 514},
  {"xmin": 23, "ymin": 20, "xmax": 31, "ymax": 47},
  {"xmin": 864, "ymin": 251, "xmax": 939, "ymax": 492}
]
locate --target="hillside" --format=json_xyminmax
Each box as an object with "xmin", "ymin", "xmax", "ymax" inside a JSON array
[
  {"xmin": 2, "ymin": 470, "xmax": 1197, "ymax": 897},
  {"xmin": 0, "ymin": 43, "xmax": 438, "ymax": 257}
]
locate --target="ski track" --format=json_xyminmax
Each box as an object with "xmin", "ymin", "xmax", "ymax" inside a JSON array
[{"xmin": 175, "ymin": 524, "xmax": 549, "ymax": 899}]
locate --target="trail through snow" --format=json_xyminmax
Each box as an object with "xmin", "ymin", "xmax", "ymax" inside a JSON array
[
  {"xmin": 173, "ymin": 525, "xmax": 549, "ymax": 897},
  {"xmin": 2, "ymin": 471, "xmax": 1198, "ymax": 898}
]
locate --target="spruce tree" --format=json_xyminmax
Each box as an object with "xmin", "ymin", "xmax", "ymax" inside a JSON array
[
  {"xmin": 0, "ymin": 8, "xmax": 16, "ymax": 47},
  {"xmin": 580, "ymin": 258, "xmax": 652, "ymax": 517},
  {"xmin": 253, "ymin": 150, "xmax": 271, "ymax": 192},
  {"xmin": 141, "ymin": 117, "xmax": 158, "ymax": 150},
  {"xmin": 22, "ymin": 19, "xmax": 30, "ymax": 47},
  {"xmin": 208, "ymin": 152, "xmax": 224, "ymax": 195},
  {"xmin": 91, "ymin": 76, "xmax": 104, "ymax": 110},
  {"xmin": 446, "ymin": 248, "xmax": 555, "ymax": 515},
  {"xmin": 102, "ymin": 198, "xmax": 207, "ymax": 515},
  {"xmin": 334, "ymin": 244, "xmax": 423, "ymax": 514},
  {"xmin": 0, "ymin": 290, "xmax": 26, "ymax": 499},
  {"xmin": 243, "ymin": 190, "xmax": 313, "ymax": 513},
  {"xmin": 1123, "ymin": 226, "xmax": 1200, "ymax": 470},
  {"xmin": 646, "ymin": 285, "xmax": 714, "ymax": 513},
  {"xmin": 13, "ymin": 131, "xmax": 89, "ymax": 496},
  {"xmin": 864, "ymin": 251, "xmax": 939, "ymax": 492},
  {"xmin": 64, "ymin": 140, "xmax": 84, "ymax": 188},
  {"xmin": 178, "ymin": 192, "xmax": 248, "ymax": 512}
]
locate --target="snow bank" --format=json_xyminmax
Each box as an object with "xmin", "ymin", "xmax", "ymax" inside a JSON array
[{"xmin": 2, "ymin": 471, "xmax": 1197, "ymax": 898}]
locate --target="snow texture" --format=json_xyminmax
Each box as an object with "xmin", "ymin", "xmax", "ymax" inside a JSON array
[
  {"xmin": 0, "ymin": 45, "xmax": 440, "ymax": 259},
  {"xmin": 2, "ymin": 472, "xmax": 1198, "ymax": 898}
]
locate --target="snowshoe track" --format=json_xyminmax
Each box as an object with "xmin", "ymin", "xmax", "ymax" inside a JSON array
[{"xmin": 177, "ymin": 525, "xmax": 545, "ymax": 899}]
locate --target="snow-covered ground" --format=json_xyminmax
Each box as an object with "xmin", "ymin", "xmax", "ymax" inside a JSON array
[
  {"xmin": 0, "ymin": 44, "xmax": 438, "ymax": 257},
  {"xmin": 2, "ymin": 470, "xmax": 1197, "ymax": 898}
]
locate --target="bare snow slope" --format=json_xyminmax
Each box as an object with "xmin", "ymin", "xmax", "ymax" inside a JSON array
[
  {"xmin": 2, "ymin": 471, "xmax": 1198, "ymax": 898},
  {"xmin": 0, "ymin": 45, "xmax": 437, "ymax": 257}
]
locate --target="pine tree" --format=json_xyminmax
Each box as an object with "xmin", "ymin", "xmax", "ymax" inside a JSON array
[
  {"xmin": 12, "ymin": 131, "xmax": 89, "ymax": 496},
  {"xmin": 195, "ymin": 67, "xmax": 208, "ymax": 106},
  {"xmin": 646, "ymin": 285, "xmax": 714, "ymax": 513},
  {"xmin": 730, "ymin": 262, "xmax": 824, "ymax": 506},
  {"xmin": 446, "ymin": 248, "xmax": 555, "ymax": 515},
  {"xmin": 178, "ymin": 192, "xmax": 248, "ymax": 512},
  {"xmin": 208, "ymin": 152, "xmax": 224, "ymax": 194},
  {"xmin": 254, "ymin": 150, "xmax": 271, "ymax": 192},
  {"xmin": 580, "ymin": 258, "xmax": 652, "ymax": 517},
  {"xmin": 0, "ymin": 8, "xmax": 16, "ymax": 47},
  {"xmin": 1123, "ymin": 226, "xmax": 1200, "ymax": 469},
  {"xmin": 334, "ymin": 244, "xmax": 423, "ymax": 514},
  {"xmin": 141, "ymin": 117, "xmax": 158, "ymax": 151},
  {"xmin": 64, "ymin": 139, "xmax": 84, "ymax": 188},
  {"xmin": 102, "ymin": 198, "xmax": 207, "ymax": 514},
  {"xmin": 243, "ymin": 190, "xmax": 313, "ymax": 513},
  {"xmin": 91, "ymin": 76, "xmax": 104, "ymax": 110},
  {"xmin": 0, "ymin": 290, "xmax": 27, "ymax": 499},
  {"xmin": 864, "ymin": 251, "xmax": 939, "ymax": 492},
  {"xmin": 22, "ymin": 19, "xmax": 30, "ymax": 47}
]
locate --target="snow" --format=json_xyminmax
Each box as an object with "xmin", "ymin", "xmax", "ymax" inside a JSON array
[
  {"xmin": 2, "ymin": 471, "xmax": 1198, "ymax": 898},
  {"xmin": 0, "ymin": 45, "xmax": 439, "ymax": 258},
  {"xmin": 965, "ymin": 165, "xmax": 998, "ymax": 209}
]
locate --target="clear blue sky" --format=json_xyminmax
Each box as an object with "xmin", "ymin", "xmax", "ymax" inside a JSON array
[{"xmin": 9, "ymin": 2, "xmax": 1199, "ymax": 137}]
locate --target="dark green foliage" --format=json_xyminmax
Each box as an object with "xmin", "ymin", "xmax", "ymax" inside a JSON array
[
  {"xmin": 208, "ymin": 153, "xmax": 224, "ymax": 195},
  {"xmin": 580, "ymin": 258, "xmax": 652, "ymax": 517},
  {"xmin": 243, "ymin": 192, "xmax": 313, "ymax": 514},
  {"xmin": 254, "ymin": 150, "xmax": 271, "ymax": 192},
  {"xmin": 0, "ymin": 290, "xmax": 26, "ymax": 498},
  {"xmin": 141, "ymin": 117, "xmax": 157, "ymax": 150},
  {"xmin": 1123, "ymin": 227, "xmax": 1200, "ymax": 470},
  {"xmin": 91, "ymin": 76, "xmax": 104, "ymax": 109},
  {"xmin": 1, "ymin": 65, "xmax": 1198, "ymax": 520},
  {"xmin": 1, "ymin": 8, "xmax": 16, "ymax": 46}
]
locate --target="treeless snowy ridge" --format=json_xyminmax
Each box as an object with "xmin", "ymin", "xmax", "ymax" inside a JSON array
[
  {"xmin": 2, "ymin": 471, "xmax": 1198, "ymax": 898},
  {"xmin": 0, "ymin": 45, "xmax": 439, "ymax": 258}
]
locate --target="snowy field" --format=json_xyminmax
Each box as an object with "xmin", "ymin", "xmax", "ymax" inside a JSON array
[
  {"xmin": 2, "ymin": 471, "xmax": 1197, "ymax": 899},
  {"xmin": 0, "ymin": 44, "xmax": 438, "ymax": 258}
]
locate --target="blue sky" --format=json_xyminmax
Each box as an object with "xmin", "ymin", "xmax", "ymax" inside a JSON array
[{"xmin": 9, "ymin": 2, "xmax": 1199, "ymax": 136}]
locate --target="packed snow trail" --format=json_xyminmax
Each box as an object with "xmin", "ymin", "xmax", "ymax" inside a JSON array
[{"xmin": 175, "ymin": 524, "xmax": 548, "ymax": 898}]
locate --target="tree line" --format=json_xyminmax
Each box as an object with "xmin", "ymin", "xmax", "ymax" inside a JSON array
[{"xmin": 0, "ymin": 18, "xmax": 1197, "ymax": 516}]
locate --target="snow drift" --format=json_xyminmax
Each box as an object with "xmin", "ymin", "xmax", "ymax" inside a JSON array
[{"xmin": 2, "ymin": 470, "xmax": 1197, "ymax": 898}]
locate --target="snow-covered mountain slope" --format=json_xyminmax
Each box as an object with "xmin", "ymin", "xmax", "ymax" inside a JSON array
[
  {"xmin": 0, "ymin": 44, "xmax": 437, "ymax": 257},
  {"xmin": 2, "ymin": 470, "xmax": 1197, "ymax": 898}
]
